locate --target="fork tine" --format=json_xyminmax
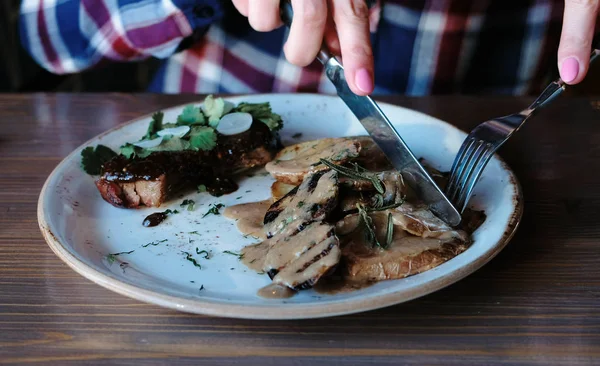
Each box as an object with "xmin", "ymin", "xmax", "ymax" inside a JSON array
[
  {"xmin": 445, "ymin": 138, "xmax": 476, "ymax": 200},
  {"xmin": 448, "ymin": 141, "xmax": 486, "ymax": 205},
  {"xmin": 455, "ymin": 147, "xmax": 495, "ymax": 212}
]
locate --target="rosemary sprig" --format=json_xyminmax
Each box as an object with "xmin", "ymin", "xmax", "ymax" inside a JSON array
[
  {"xmin": 356, "ymin": 203, "xmax": 382, "ymax": 248},
  {"xmin": 367, "ymin": 199, "xmax": 405, "ymax": 213},
  {"xmin": 319, "ymin": 159, "xmax": 385, "ymax": 194},
  {"xmin": 385, "ymin": 212, "xmax": 394, "ymax": 248}
]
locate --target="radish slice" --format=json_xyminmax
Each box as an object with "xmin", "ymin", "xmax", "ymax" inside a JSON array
[
  {"xmin": 157, "ymin": 125, "xmax": 190, "ymax": 138},
  {"xmin": 133, "ymin": 137, "xmax": 163, "ymax": 148},
  {"xmin": 216, "ymin": 112, "xmax": 253, "ymax": 135}
]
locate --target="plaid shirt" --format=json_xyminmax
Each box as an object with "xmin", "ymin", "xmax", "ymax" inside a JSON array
[{"xmin": 20, "ymin": 0, "xmax": 564, "ymax": 96}]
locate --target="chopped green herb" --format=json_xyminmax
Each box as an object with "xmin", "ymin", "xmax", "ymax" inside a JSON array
[
  {"xmin": 356, "ymin": 203, "xmax": 382, "ymax": 248},
  {"xmin": 245, "ymin": 190, "xmax": 252, "ymax": 193},
  {"xmin": 164, "ymin": 209, "xmax": 180, "ymax": 215},
  {"xmin": 180, "ymin": 199, "xmax": 196, "ymax": 211},
  {"xmin": 223, "ymin": 250, "xmax": 244, "ymax": 260},
  {"xmin": 197, "ymin": 184, "xmax": 207, "ymax": 193},
  {"xmin": 199, "ymin": 285, "xmax": 205, "ymax": 291},
  {"xmin": 177, "ymin": 105, "xmax": 205, "ymax": 125},
  {"xmin": 385, "ymin": 212, "xmax": 394, "ymax": 249},
  {"xmin": 297, "ymin": 201, "xmax": 305, "ymax": 208},
  {"xmin": 105, "ymin": 250, "xmax": 135, "ymax": 265},
  {"xmin": 202, "ymin": 203, "xmax": 224, "ymax": 218},
  {"xmin": 80, "ymin": 145, "xmax": 118, "ymax": 175},
  {"xmin": 366, "ymin": 200, "xmax": 405, "ymax": 213},
  {"xmin": 119, "ymin": 143, "xmax": 137, "ymax": 159},
  {"xmin": 142, "ymin": 239, "xmax": 168, "ymax": 248},
  {"xmin": 320, "ymin": 159, "xmax": 385, "ymax": 194},
  {"xmin": 196, "ymin": 248, "xmax": 211, "ymax": 259},
  {"xmin": 292, "ymin": 132, "xmax": 303, "ymax": 139},
  {"xmin": 182, "ymin": 251, "xmax": 202, "ymax": 269},
  {"xmin": 203, "ymin": 95, "xmax": 227, "ymax": 127},
  {"xmin": 236, "ymin": 196, "xmax": 242, "ymax": 200},
  {"xmin": 190, "ymin": 280, "xmax": 195, "ymax": 283},
  {"xmin": 234, "ymin": 101, "xmax": 283, "ymax": 131},
  {"xmin": 189, "ymin": 231, "xmax": 201, "ymax": 236},
  {"xmin": 143, "ymin": 112, "xmax": 164, "ymax": 140},
  {"xmin": 189, "ymin": 126, "xmax": 217, "ymax": 151}
]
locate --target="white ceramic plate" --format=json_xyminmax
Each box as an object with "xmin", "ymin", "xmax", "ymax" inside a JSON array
[{"xmin": 38, "ymin": 94, "xmax": 522, "ymax": 319}]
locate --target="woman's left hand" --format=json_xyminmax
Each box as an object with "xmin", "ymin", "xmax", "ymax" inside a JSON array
[{"xmin": 557, "ymin": 0, "xmax": 599, "ymax": 84}]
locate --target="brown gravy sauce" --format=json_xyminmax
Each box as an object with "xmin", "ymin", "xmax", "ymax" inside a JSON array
[
  {"xmin": 257, "ymin": 283, "xmax": 296, "ymax": 299},
  {"xmin": 314, "ymin": 275, "xmax": 374, "ymax": 295},
  {"xmin": 223, "ymin": 200, "xmax": 271, "ymax": 240}
]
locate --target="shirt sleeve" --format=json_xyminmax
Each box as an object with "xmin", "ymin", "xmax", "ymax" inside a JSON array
[{"xmin": 19, "ymin": 0, "xmax": 224, "ymax": 75}]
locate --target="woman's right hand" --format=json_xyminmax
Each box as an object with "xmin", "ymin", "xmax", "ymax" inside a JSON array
[{"xmin": 231, "ymin": 0, "xmax": 375, "ymax": 96}]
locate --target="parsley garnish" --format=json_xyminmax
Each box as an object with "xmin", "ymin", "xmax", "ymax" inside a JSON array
[
  {"xmin": 164, "ymin": 209, "xmax": 179, "ymax": 215},
  {"xmin": 189, "ymin": 126, "xmax": 217, "ymax": 151},
  {"xmin": 234, "ymin": 101, "xmax": 283, "ymax": 131},
  {"xmin": 202, "ymin": 203, "xmax": 224, "ymax": 218},
  {"xmin": 197, "ymin": 184, "xmax": 207, "ymax": 193},
  {"xmin": 177, "ymin": 105, "xmax": 205, "ymax": 125},
  {"xmin": 80, "ymin": 145, "xmax": 117, "ymax": 175},
  {"xmin": 182, "ymin": 251, "xmax": 202, "ymax": 269},
  {"xmin": 203, "ymin": 95, "xmax": 227, "ymax": 127},
  {"xmin": 223, "ymin": 250, "xmax": 244, "ymax": 260},
  {"xmin": 189, "ymin": 231, "xmax": 201, "ymax": 236},
  {"xmin": 105, "ymin": 250, "xmax": 135, "ymax": 265},
  {"xmin": 142, "ymin": 239, "xmax": 167, "ymax": 248},
  {"xmin": 143, "ymin": 112, "xmax": 164, "ymax": 140},
  {"xmin": 180, "ymin": 199, "xmax": 195, "ymax": 211},
  {"xmin": 297, "ymin": 201, "xmax": 305, "ymax": 208}
]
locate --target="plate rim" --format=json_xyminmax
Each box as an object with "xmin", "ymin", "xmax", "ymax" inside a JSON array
[{"xmin": 37, "ymin": 93, "xmax": 524, "ymax": 320}]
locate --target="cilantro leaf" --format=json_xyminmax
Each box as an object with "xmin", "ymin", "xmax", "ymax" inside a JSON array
[
  {"xmin": 234, "ymin": 102, "xmax": 283, "ymax": 131},
  {"xmin": 81, "ymin": 145, "xmax": 117, "ymax": 175},
  {"xmin": 180, "ymin": 199, "xmax": 195, "ymax": 211},
  {"xmin": 143, "ymin": 112, "xmax": 164, "ymax": 140},
  {"xmin": 202, "ymin": 203, "xmax": 224, "ymax": 218},
  {"xmin": 177, "ymin": 105, "xmax": 205, "ymax": 126},
  {"xmin": 189, "ymin": 126, "xmax": 217, "ymax": 151},
  {"xmin": 119, "ymin": 143, "xmax": 137, "ymax": 159},
  {"xmin": 203, "ymin": 95, "xmax": 226, "ymax": 127}
]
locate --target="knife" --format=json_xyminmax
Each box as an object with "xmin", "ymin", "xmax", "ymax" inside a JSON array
[{"xmin": 279, "ymin": 1, "xmax": 462, "ymax": 226}]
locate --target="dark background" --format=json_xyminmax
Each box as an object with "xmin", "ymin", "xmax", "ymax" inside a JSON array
[{"xmin": 1, "ymin": 0, "xmax": 598, "ymax": 95}]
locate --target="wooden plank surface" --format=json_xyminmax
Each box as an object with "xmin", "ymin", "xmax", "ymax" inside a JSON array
[{"xmin": 1, "ymin": 93, "xmax": 599, "ymax": 365}]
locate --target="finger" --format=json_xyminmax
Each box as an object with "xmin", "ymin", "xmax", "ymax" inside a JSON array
[
  {"xmin": 284, "ymin": 0, "xmax": 328, "ymax": 66},
  {"xmin": 248, "ymin": 0, "xmax": 283, "ymax": 32},
  {"xmin": 557, "ymin": 0, "xmax": 599, "ymax": 84},
  {"xmin": 232, "ymin": 0, "xmax": 249, "ymax": 16},
  {"xmin": 331, "ymin": 0, "xmax": 374, "ymax": 95},
  {"xmin": 324, "ymin": 14, "xmax": 341, "ymax": 56}
]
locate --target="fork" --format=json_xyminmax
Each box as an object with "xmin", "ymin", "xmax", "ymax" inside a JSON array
[{"xmin": 446, "ymin": 44, "xmax": 600, "ymax": 214}]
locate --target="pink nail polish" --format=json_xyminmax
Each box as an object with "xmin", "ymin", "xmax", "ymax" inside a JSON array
[
  {"xmin": 355, "ymin": 68, "xmax": 373, "ymax": 94},
  {"xmin": 561, "ymin": 57, "xmax": 579, "ymax": 83}
]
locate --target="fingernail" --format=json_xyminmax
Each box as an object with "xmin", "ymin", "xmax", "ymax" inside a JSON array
[
  {"xmin": 560, "ymin": 57, "xmax": 579, "ymax": 83},
  {"xmin": 355, "ymin": 68, "xmax": 373, "ymax": 94}
]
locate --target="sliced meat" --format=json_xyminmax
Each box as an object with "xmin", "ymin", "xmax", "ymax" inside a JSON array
[
  {"xmin": 264, "ymin": 223, "xmax": 341, "ymax": 290},
  {"xmin": 352, "ymin": 136, "xmax": 392, "ymax": 171},
  {"xmin": 96, "ymin": 122, "xmax": 279, "ymax": 208},
  {"xmin": 270, "ymin": 181, "xmax": 297, "ymax": 201},
  {"xmin": 263, "ymin": 170, "xmax": 339, "ymax": 238},
  {"xmin": 392, "ymin": 202, "xmax": 469, "ymax": 242},
  {"xmin": 265, "ymin": 137, "xmax": 360, "ymax": 184},
  {"xmin": 336, "ymin": 208, "xmax": 469, "ymax": 283}
]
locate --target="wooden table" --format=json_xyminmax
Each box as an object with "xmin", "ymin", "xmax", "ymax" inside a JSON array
[{"xmin": 1, "ymin": 94, "xmax": 599, "ymax": 365}]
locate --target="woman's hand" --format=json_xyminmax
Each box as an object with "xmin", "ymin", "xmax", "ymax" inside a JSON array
[
  {"xmin": 558, "ymin": 0, "xmax": 599, "ymax": 84},
  {"xmin": 231, "ymin": 0, "xmax": 375, "ymax": 95}
]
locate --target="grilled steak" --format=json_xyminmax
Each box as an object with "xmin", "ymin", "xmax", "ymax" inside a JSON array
[{"xmin": 96, "ymin": 122, "xmax": 279, "ymax": 208}]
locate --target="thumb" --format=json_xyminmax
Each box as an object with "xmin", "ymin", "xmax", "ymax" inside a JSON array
[{"xmin": 557, "ymin": 0, "xmax": 599, "ymax": 84}]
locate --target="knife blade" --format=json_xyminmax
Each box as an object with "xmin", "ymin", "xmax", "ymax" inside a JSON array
[{"xmin": 279, "ymin": 1, "xmax": 461, "ymax": 226}]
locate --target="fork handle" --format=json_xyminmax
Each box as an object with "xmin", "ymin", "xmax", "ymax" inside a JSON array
[{"xmin": 525, "ymin": 34, "xmax": 600, "ymax": 116}]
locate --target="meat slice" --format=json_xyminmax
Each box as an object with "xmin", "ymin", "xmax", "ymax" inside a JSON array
[
  {"xmin": 265, "ymin": 137, "xmax": 360, "ymax": 184},
  {"xmin": 95, "ymin": 122, "xmax": 279, "ymax": 208},
  {"xmin": 336, "ymin": 207, "xmax": 469, "ymax": 283},
  {"xmin": 263, "ymin": 169, "xmax": 339, "ymax": 238}
]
